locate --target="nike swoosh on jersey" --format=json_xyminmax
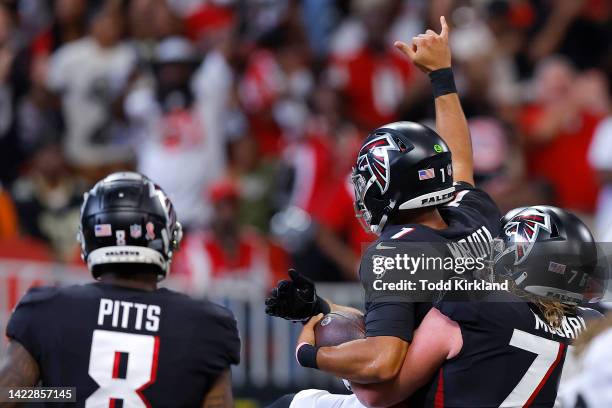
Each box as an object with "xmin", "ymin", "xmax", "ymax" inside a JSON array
[{"xmin": 376, "ymin": 242, "xmax": 396, "ymax": 250}]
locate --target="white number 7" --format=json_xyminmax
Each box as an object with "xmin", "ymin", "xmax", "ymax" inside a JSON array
[{"xmin": 500, "ymin": 329, "xmax": 564, "ymax": 407}]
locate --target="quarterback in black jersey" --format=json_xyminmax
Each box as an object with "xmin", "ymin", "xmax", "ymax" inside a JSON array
[
  {"xmin": 266, "ymin": 16, "xmax": 501, "ymax": 384},
  {"xmin": 0, "ymin": 173, "xmax": 240, "ymax": 407},
  {"xmin": 352, "ymin": 205, "xmax": 603, "ymax": 408}
]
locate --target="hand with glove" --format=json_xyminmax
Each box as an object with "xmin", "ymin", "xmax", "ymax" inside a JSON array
[{"xmin": 265, "ymin": 269, "xmax": 330, "ymax": 321}]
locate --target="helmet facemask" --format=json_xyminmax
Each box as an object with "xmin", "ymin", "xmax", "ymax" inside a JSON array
[{"xmin": 351, "ymin": 168, "xmax": 396, "ymax": 235}]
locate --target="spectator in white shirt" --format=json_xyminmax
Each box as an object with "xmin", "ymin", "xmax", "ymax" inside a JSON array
[{"xmin": 47, "ymin": 6, "xmax": 136, "ymax": 179}]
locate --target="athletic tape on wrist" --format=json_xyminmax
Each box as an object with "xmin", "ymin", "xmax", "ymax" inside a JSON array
[
  {"xmin": 429, "ymin": 67, "xmax": 457, "ymax": 98},
  {"xmin": 296, "ymin": 342, "xmax": 319, "ymax": 369}
]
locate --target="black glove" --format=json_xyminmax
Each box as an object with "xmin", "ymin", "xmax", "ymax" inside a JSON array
[{"xmin": 265, "ymin": 269, "xmax": 330, "ymax": 321}]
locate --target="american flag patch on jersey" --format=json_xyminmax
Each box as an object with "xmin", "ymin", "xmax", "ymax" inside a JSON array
[
  {"xmin": 94, "ymin": 224, "xmax": 112, "ymax": 237},
  {"xmin": 418, "ymin": 168, "xmax": 435, "ymax": 180},
  {"xmin": 548, "ymin": 261, "xmax": 566, "ymax": 274}
]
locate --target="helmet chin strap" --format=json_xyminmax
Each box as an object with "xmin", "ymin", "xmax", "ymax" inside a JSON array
[{"xmin": 371, "ymin": 199, "xmax": 397, "ymax": 235}]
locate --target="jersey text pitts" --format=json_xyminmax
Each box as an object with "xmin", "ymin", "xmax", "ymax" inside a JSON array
[{"xmin": 97, "ymin": 298, "xmax": 161, "ymax": 332}]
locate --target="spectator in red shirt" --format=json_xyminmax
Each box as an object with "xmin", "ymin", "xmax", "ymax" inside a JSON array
[
  {"xmin": 326, "ymin": 1, "xmax": 416, "ymax": 131},
  {"xmin": 312, "ymin": 173, "xmax": 373, "ymax": 280},
  {"xmin": 308, "ymin": 97, "xmax": 374, "ymax": 280},
  {"xmin": 0, "ymin": 183, "xmax": 18, "ymax": 240},
  {"xmin": 174, "ymin": 179, "xmax": 284, "ymax": 296},
  {"xmin": 519, "ymin": 56, "xmax": 604, "ymax": 212}
]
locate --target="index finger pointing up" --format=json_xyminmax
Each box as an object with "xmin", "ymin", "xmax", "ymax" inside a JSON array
[{"xmin": 440, "ymin": 16, "xmax": 449, "ymax": 39}]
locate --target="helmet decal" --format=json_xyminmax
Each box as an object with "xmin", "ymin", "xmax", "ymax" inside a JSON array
[
  {"xmin": 504, "ymin": 210, "xmax": 552, "ymax": 264},
  {"xmin": 356, "ymin": 135, "xmax": 400, "ymax": 194}
]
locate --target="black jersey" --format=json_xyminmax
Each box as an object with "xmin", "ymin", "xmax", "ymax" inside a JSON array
[
  {"xmin": 419, "ymin": 292, "xmax": 601, "ymax": 408},
  {"xmin": 6, "ymin": 282, "xmax": 240, "ymax": 407},
  {"xmin": 359, "ymin": 183, "xmax": 501, "ymax": 342}
]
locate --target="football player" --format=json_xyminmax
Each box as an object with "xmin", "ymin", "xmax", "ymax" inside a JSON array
[
  {"xmin": 350, "ymin": 205, "xmax": 603, "ymax": 407},
  {"xmin": 0, "ymin": 172, "xmax": 240, "ymax": 407},
  {"xmin": 266, "ymin": 15, "xmax": 500, "ymax": 385},
  {"xmin": 269, "ymin": 206, "xmax": 603, "ymax": 408}
]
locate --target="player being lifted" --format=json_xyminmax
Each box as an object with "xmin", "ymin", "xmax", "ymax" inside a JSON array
[
  {"xmin": 349, "ymin": 205, "xmax": 603, "ymax": 407},
  {"xmin": 0, "ymin": 172, "xmax": 240, "ymax": 407},
  {"xmin": 270, "ymin": 205, "xmax": 604, "ymax": 408},
  {"xmin": 266, "ymin": 15, "xmax": 501, "ymax": 386}
]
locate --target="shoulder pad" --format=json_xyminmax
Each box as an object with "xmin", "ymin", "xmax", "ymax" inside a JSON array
[
  {"xmin": 202, "ymin": 301, "xmax": 237, "ymax": 324},
  {"xmin": 576, "ymin": 306, "xmax": 604, "ymax": 320},
  {"xmin": 16, "ymin": 286, "xmax": 60, "ymax": 307}
]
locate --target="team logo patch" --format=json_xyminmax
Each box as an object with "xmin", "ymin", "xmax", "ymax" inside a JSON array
[
  {"xmin": 418, "ymin": 168, "xmax": 435, "ymax": 180},
  {"xmin": 130, "ymin": 224, "xmax": 142, "ymax": 239},
  {"xmin": 94, "ymin": 224, "xmax": 112, "ymax": 237},
  {"xmin": 503, "ymin": 210, "xmax": 552, "ymax": 264},
  {"xmin": 356, "ymin": 135, "xmax": 400, "ymax": 194}
]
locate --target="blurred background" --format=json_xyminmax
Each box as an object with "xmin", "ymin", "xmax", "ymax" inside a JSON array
[{"xmin": 0, "ymin": 0, "xmax": 611, "ymax": 405}]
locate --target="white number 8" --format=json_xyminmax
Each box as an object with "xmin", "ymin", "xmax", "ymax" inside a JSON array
[{"xmin": 86, "ymin": 330, "xmax": 159, "ymax": 408}]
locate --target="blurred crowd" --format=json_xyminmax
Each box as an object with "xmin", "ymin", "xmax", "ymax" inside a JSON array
[{"xmin": 0, "ymin": 0, "xmax": 611, "ymax": 296}]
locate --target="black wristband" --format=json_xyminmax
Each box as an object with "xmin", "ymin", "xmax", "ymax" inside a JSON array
[
  {"xmin": 296, "ymin": 343, "xmax": 319, "ymax": 369},
  {"xmin": 313, "ymin": 296, "xmax": 331, "ymax": 315},
  {"xmin": 429, "ymin": 67, "xmax": 456, "ymax": 98}
]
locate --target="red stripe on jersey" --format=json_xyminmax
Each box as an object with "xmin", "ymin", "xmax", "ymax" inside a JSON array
[
  {"xmin": 434, "ymin": 367, "xmax": 444, "ymax": 408},
  {"xmin": 136, "ymin": 336, "xmax": 160, "ymax": 408},
  {"xmin": 524, "ymin": 343, "xmax": 566, "ymax": 408},
  {"xmin": 109, "ymin": 398, "xmax": 116, "ymax": 408},
  {"xmin": 112, "ymin": 351, "xmax": 121, "ymax": 379}
]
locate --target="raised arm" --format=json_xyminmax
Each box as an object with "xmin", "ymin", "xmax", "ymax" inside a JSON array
[{"xmin": 395, "ymin": 16, "xmax": 474, "ymax": 186}]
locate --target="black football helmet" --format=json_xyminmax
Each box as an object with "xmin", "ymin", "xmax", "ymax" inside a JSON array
[
  {"xmin": 493, "ymin": 206, "xmax": 601, "ymax": 304},
  {"xmin": 77, "ymin": 172, "xmax": 183, "ymax": 280},
  {"xmin": 351, "ymin": 121, "xmax": 454, "ymax": 234}
]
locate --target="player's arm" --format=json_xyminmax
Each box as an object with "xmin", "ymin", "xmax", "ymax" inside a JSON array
[
  {"xmin": 317, "ymin": 336, "xmax": 408, "ymax": 384},
  {"xmin": 296, "ymin": 313, "xmax": 409, "ymax": 384},
  {"xmin": 266, "ymin": 270, "xmax": 411, "ymax": 382},
  {"xmin": 351, "ymin": 307, "xmax": 462, "ymax": 407},
  {"xmin": 0, "ymin": 340, "xmax": 40, "ymax": 406},
  {"xmin": 201, "ymin": 369, "xmax": 233, "ymax": 408},
  {"xmin": 395, "ymin": 16, "xmax": 474, "ymax": 186}
]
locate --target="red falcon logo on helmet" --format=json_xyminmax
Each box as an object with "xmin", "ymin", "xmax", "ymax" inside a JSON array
[
  {"xmin": 504, "ymin": 210, "xmax": 552, "ymax": 264},
  {"xmin": 356, "ymin": 135, "xmax": 400, "ymax": 194}
]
